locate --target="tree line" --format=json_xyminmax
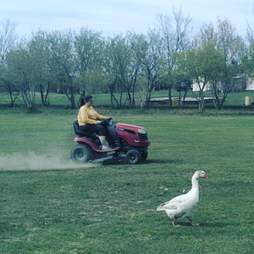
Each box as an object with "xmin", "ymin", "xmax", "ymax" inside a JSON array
[{"xmin": 1, "ymin": 11, "xmax": 254, "ymax": 111}]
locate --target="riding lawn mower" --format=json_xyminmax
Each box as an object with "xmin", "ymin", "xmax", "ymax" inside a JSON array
[{"xmin": 71, "ymin": 119, "xmax": 150, "ymax": 164}]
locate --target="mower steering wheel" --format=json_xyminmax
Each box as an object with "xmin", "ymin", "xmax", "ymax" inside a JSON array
[{"xmin": 101, "ymin": 118, "xmax": 113, "ymax": 126}]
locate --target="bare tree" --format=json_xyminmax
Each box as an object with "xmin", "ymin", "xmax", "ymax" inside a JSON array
[
  {"xmin": 0, "ymin": 19, "xmax": 18, "ymax": 106},
  {"xmin": 214, "ymin": 19, "xmax": 246, "ymax": 108},
  {"xmin": 28, "ymin": 31, "xmax": 52, "ymax": 106},
  {"xmin": 0, "ymin": 64, "xmax": 19, "ymax": 107},
  {"xmin": 6, "ymin": 44, "xmax": 38, "ymax": 110},
  {"xmin": 139, "ymin": 30, "xmax": 162, "ymax": 108},
  {"xmin": 104, "ymin": 34, "xmax": 142, "ymax": 108},
  {"xmin": 159, "ymin": 10, "xmax": 191, "ymax": 106},
  {"xmin": 0, "ymin": 19, "xmax": 16, "ymax": 64},
  {"xmin": 122, "ymin": 33, "xmax": 143, "ymax": 106},
  {"xmin": 47, "ymin": 31, "xmax": 77, "ymax": 108},
  {"xmin": 74, "ymin": 28, "xmax": 104, "ymax": 99}
]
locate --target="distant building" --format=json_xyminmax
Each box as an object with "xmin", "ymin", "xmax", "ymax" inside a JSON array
[
  {"xmin": 192, "ymin": 75, "xmax": 252, "ymax": 92},
  {"xmin": 192, "ymin": 83, "xmax": 211, "ymax": 92},
  {"xmin": 246, "ymin": 79, "xmax": 254, "ymax": 90}
]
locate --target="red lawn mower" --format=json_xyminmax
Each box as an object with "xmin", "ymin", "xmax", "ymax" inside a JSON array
[{"xmin": 71, "ymin": 119, "xmax": 150, "ymax": 164}]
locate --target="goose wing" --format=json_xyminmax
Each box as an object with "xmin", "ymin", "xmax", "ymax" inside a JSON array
[{"xmin": 157, "ymin": 193, "xmax": 189, "ymax": 211}]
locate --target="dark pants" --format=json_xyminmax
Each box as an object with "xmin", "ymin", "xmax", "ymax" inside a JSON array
[
  {"xmin": 107, "ymin": 125, "xmax": 120, "ymax": 147},
  {"xmin": 80, "ymin": 123, "xmax": 119, "ymax": 148},
  {"xmin": 79, "ymin": 123, "xmax": 107, "ymax": 136}
]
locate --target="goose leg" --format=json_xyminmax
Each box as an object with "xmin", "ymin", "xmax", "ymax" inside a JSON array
[
  {"xmin": 186, "ymin": 216, "xmax": 199, "ymax": 226},
  {"xmin": 186, "ymin": 216, "xmax": 193, "ymax": 225},
  {"xmin": 172, "ymin": 217, "xmax": 178, "ymax": 227}
]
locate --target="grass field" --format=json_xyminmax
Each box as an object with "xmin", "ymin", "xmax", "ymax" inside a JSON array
[
  {"xmin": 1, "ymin": 89, "xmax": 254, "ymax": 108},
  {"xmin": 0, "ymin": 108, "xmax": 254, "ymax": 253}
]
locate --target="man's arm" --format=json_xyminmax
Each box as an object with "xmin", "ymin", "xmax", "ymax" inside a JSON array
[{"xmin": 94, "ymin": 109, "xmax": 109, "ymax": 120}]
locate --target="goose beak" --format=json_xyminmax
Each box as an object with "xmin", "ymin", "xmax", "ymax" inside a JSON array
[{"xmin": 204, "ymin": 174, "xmax": 208, "ymax": 179}]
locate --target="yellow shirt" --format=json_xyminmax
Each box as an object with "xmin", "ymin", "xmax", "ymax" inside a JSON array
[{"xmin": 77, "ymin": 105, "xmax": 107, "ymax": 126}]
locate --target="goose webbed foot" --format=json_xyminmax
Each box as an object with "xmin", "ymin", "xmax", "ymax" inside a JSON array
[
  {"xmin": 186, "ymin": 216, "xmax": 199, "ymax": 226},
  {"xmin": 171, "ymin": 217, "xmax": 180, "ymax": 227}
]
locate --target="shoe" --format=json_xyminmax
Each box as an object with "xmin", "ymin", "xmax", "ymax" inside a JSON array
[
  {"xmin": 101, "ymin": 145, "xmax": 113, "ymax": 152},
  {"xmin": 112, "ymin": 146, "xmax": 120, "ymax": 150}
]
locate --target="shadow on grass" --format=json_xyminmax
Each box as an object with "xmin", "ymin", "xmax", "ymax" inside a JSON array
[
  {"xmin": 144, "ymin": 159, "xmax": 184, "ymax": 165},
  {"xmin": 101, "ymin": 158, "xmax": 184, "ymax": 166},
  {"xmin": 174, "ymin": 221, "xmax": 235, "ymax": 227},
  {"xmin": 0, "ymin": 221, "xmax": 21, "ymax": 234},
  {"xmin": 200, "ymin": 221, "xmax": 236, "ymax": 228},
  {"xmin": 0, "ymin": 222, "xmax": 9, "ymax": 232}
]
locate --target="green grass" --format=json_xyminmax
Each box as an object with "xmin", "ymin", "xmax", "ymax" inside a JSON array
[
  {"xmin": 1, "ymin": 89, "xmax": 254, "ymax": 108},
  {"xmin": 0, "ymin": 108, "xmax": 254, "ymax": 253}
]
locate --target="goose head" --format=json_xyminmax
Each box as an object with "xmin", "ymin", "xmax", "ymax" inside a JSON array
[{"xmin": 193, "ymin": 170, "xmax": 208, "ymax": 180}]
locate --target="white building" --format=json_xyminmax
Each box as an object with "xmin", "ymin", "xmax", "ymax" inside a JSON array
[
  {"xmin": 192, "ymin": 82, "xmax": 211, "ymax": 92},
  {"xmin": 246, "ymin": 79, "xmax": 254, "ymax": 90},
  {"xmin": 192, "ymin": 78, "xmax": 254, "ymax": 92}
]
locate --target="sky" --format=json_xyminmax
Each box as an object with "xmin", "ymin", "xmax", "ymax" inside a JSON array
[{"xmin": 1, "ymin": 0, "xmax": 254, "ymax": 37}]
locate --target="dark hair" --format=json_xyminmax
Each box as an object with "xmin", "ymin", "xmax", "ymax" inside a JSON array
[
  {"xmin": 85, "ymin": 95, "xmax": 93, "ymax": 102},
  {"xmin": 79, "ymin": 95, "xmax": 93, "ymax": 107}
]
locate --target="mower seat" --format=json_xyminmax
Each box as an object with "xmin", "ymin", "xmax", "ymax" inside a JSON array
[{"xmin": 73, "ymin": 120, "xmax": 96, "ymax": 139}]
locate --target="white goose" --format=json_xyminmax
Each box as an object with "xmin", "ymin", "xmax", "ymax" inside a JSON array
[{"xmin": 156, "ymin": 170, "xmax": 208, "ymax": 226}]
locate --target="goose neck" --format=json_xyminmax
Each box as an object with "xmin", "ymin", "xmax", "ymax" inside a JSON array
[{"xmin": 192, "ymin": 176, "xmax": 199, "ymax": 189}]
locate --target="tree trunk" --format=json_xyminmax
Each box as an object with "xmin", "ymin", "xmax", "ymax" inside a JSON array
[
  {"xmin": 178, "ymin": 91, "xmax": 182, "ymax": 107},
  {"xmin": 144, "ymin": 85, "xmax": 153, "ymax": 109},
  {"xmin": 22, "ymin": 90, "xmax": 35, "ymax": 111},
  {"xmin": 126, "ymin": 88, "xmax": 132, "ymax": 107},
  {"xmin": 168, "ymin": 86, "xmax": 172, "ymax": 107},
  {"xmin": 78, "ymin": 89, "xmax": 86, "ymax": 107},
  {"xmin": 131, "ymin": 71, "xmax": 138, "ymax": 107},
  {"xmin": 39, "ymin": 83, "xmax": 50, "ymax": 106},
  {"xmin": 110, "ymin": 92, "xmax": 119, "ymax": 108},
  {"xmin": 69, "ymin": 89, "xmax": 76, "ymax": 109},
  {"xmin": 182, "ymin": 90, "xmax": 188, "ymax": 108},
  {"xmin": 198, "ymin": 92, "xmax": 205, "ymax": 112},
  {"xmin": 6, "ymin": 84, "xmax": 19, "ymax": 107},
  {"xmin": 65, "ymin": 87, "xmax": 76, "ymax": 109},
  {"xmin": 131, "ymin": 82, "xmax": 136, "ymax": 106},
  {"xmin": 119, "ymin": 89, "xmax": 123, "ymax": 108},
  {"xmin": 197, "ymin": 81, "xmax": 206, "ymax": 112},
  {"xmin": 109, "ymin": 84, "xmax": 120, "ymax": 108}
]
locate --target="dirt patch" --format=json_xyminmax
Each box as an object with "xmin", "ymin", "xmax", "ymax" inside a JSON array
[{"xmin": 0, "ymin": 152, "xmax": 95, "ymax": 171}]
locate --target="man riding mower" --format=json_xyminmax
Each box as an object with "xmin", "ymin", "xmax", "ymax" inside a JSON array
[{"xmin": 71, "ymin": 95, "xmax": 150, "ymax": 164}]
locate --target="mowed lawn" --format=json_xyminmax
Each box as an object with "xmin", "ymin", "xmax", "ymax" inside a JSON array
[{"xmin": 0, "ymin": 108, "xmax": 254, "ymax": 254}]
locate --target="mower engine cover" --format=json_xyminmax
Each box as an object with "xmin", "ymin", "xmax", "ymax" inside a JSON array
[{"xmin": 116, "ymin": 123, "xmax": 150, "ymax": 147}]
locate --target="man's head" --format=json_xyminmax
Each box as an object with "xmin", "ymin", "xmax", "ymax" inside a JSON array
[
  {"xmin": 80, "ymin": 95, "xmax": 93, "ymax": 107},
  {"xmin": 85, "ymin": 95, "xmax": 93, "ymax": 104}
]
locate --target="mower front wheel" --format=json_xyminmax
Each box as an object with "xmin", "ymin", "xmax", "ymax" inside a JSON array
[
  {"xmin": 126, "ymin": 149, "xmax": 141, "ymax": 164},
  {"xmin": 71, "ymin": 144, "xmax": 93, "ymax": 163}
]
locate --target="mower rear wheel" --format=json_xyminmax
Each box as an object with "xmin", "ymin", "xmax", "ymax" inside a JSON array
[
  {"xmin": 126, "ymin": 149, "xmax": 141, "ymax": 164},
  {"xmin": 71, "ymin": 144, "xmax": 92, "ymax": 163},
  {"xmin": 141, "ymin": 151, "xmax": 148, "ymax": 161}
]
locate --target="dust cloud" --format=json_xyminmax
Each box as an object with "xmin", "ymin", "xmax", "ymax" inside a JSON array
[{"xmin": 0, "ymin": 152, "xmax": 95, "ymax": 171}]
